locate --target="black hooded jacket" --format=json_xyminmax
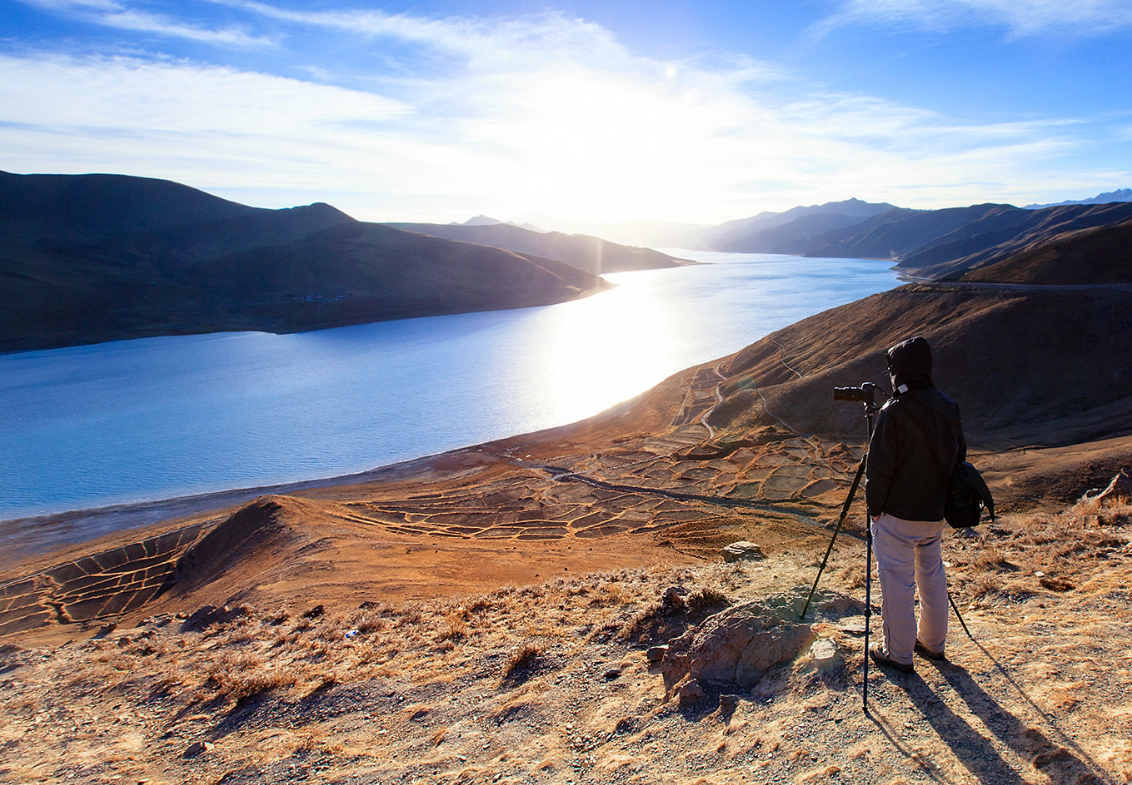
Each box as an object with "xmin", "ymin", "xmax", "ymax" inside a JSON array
[{"xmin": 865, "ymin": 337, "xmax": 966, "ymax": 521}]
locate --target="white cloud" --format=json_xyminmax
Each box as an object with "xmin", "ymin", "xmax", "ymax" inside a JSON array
[
  {"xmin": 0, "ymin": 54, "xmax": 408, "ymax": 134},
  {"xmin": 0, "ymin": 10, "xmax": 1119, "ymax": 222},
  {"xmin": 17, "ymin": 0, "xmax": 273, "ymax": 47},
  {"xmin": 823, "ymin": 0, "xmax": 1132, "ymax": 37}
]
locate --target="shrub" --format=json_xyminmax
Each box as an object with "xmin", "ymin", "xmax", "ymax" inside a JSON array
[
  {"xmin": 686, "ymin": 586, "xmax": 730, "ymax": 613},
  {"xmin": 501, "ymin": 644, "xmax": 542, "ymax": 686}
]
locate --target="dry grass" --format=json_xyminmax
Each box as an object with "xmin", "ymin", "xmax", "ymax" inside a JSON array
[
  {"xmin": 947, "ymin": 497, "xmax": 1132, "ymax": 608},
  {"xmin": 202, "ymin": 650, "xmax": 297, "ymax": 700},
  {"xmin": 501, "ymin": 644, "xmax": 543, "ymax": 685},
  {"xmin": 686, "ymin": 585, "xmax": 731, "ymax": 613},
  {"xmin": 438, "ymin": 610, "xmax": 468, "ymax": 641},
  {"xmin": 969, "ymin": 545, "xmax": 1018, "ymax": 572}
]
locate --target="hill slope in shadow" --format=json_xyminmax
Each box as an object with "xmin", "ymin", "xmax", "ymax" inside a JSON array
[
  {"xmin": 689, "ymin": 214, "xmax": 1132, "ymax": 453},
  {"xmin": 959, "ymin": 217, "xmax": 1132, "ymax": 285},
  {"xmin": 0, "ymin": 172, "xmax": 605, "ymax": 352}
]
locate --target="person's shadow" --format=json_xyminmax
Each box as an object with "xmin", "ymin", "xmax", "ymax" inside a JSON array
[
  {"xmin": 885, "ymin": 644, "xmax": 1111, "ymax": 785},
  {"xmin": 880, "ymin": 669, "xmax": 1029, "ymax": 785}
]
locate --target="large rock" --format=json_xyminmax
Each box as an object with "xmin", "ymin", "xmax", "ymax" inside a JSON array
[
  {"xmin": 722, "ymin": 541, "xmax": 765, "ymax": 562},
  {"xmin": 1082, "ymin": 468, "xmax": 1132, "ymax": 504},
  {"xmin": 661, "ymin": 596, "xmax": 817, "ymax": 688}
]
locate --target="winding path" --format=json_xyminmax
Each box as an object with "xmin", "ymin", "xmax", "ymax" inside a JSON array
[{"xmin": 699, "ymin": 362, "xmax": 726, "ymax": 439}]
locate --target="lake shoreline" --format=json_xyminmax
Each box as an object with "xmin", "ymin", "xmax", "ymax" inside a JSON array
[{"xmin": 0, "ymin": 446, "xmax": 486, "ymax": 571}]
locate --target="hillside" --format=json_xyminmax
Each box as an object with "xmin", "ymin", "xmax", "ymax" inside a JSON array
[
  {"xmin": 707, "ymin": 285, "xmax": 1132, "ymax": 443},
  {"xmin": 0, "ymin": 172, "xmax": 607, "ymax": 353},
  {"xmin": 895, "ymin": 202, "xmax": 1132, "ymax": 279},
  {"xmin": 388, "ymin": 222, "xmax": 694, "ymax": 274},
  {"xmin": 3, "ymin": 493, "xmax": 1129, "ymax": 784},
  {"xmin": 958, "ymin": 218, "xmax": 1132, "ymax": 285}
]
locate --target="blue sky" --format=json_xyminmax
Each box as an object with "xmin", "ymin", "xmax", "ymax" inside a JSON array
[{"xmin": 1, "ymin": 0, "xmax": 1130, "ymax": 224}]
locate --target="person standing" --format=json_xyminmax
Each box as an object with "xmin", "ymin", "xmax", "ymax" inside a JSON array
[{"xmin": 865, "ymin": 336, "xmax": 966, "ymax": 673}]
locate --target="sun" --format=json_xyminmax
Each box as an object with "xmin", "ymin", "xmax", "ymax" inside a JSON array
[{"xmin": 495, "ymin": 67, "xmax": 703, "ymax": 222}]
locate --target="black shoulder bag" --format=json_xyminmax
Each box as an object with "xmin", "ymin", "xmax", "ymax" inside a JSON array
[{"xmin": 945, "ymin": 460, "xmax": 995, "ymax": 529}]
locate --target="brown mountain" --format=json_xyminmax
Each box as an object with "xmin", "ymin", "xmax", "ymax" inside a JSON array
[
  {"xmin": 707, "ymin": 284, "xmax": 1132, "ymax": 447},
  {"xmin": 958, "ymin": 217, "xmax": 1132, "ymax": 285},
  {"xmin": 386, "ymin": 221, "xmax": 694, "ymax": 274},
  {"xmin": 0, "ymin": 172, "xmax": 606, "ymax": 353}
]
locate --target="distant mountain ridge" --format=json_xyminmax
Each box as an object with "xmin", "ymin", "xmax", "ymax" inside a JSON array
[
  {"xmin": 457, "ymin": 215, "xmax": 544, "ymax": 233},
  {"xmin": 388, "ymin": 221, "xmax": 695, "ymax": 274},
  {"xmin": 1024, "ymin": 188, "xmax": 1132, "ymax": 209},
  {"xmin": 0, "ymin": 172, "xmax": 607, "ymax": 353},
  {"xmin": 702, "ymin": 198, "xmax": 895, "ymax": 253},
  {"xmin": 505, "ymin": 213, "xmax": 711, "ymax": 248}
]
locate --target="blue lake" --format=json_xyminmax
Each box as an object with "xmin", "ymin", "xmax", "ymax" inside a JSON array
[{"xmin": 0, "ymin": 252, "xmax": 900, "ymax": 520}]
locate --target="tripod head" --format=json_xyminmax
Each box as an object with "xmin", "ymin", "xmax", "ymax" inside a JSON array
[{"xmin": 833, "ymin": 382, "xmax": 888, "ymax": 439}]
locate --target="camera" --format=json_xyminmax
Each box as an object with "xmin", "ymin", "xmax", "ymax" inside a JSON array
[{"xmin": 833, "ymin": 382, "xmax": 880, "ymax": 404}]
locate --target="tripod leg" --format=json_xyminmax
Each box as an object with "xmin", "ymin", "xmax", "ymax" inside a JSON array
[
  {"xmin": 864, "ymin": 518, "xmax": 872, "ymax": 712},
  {"xmin": 800, "ymin": 456, "xmax": 867, "ymax": 621},
  {"xmin": 948, "ymin": 590, "xmax": 974, "ymax": 640}
]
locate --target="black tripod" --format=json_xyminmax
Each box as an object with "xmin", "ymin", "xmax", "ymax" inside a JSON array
[
  {"xmin": 799, "ymin": 383, "xmax": 974, "ymax": 712},
  {"xmin": 799, "ymin": 384, "xmax": 881, "ymax": 710}
]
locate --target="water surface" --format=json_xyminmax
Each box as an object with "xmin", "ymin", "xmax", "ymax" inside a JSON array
[{"xmin": 0, "ymin": 252, "xmax": 899, "ymax": 520}]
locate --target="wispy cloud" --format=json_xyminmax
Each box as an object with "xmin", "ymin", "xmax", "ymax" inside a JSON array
[
  {"xmin": 821, "ymin": 0, "xmax": 1132, "ymax": 37},
  {"xmin": 17, "ymin": 0, "xmax": 274, "ymax": 47},
  {"xmin": 0, "ymin": 6, "xmax": 1122, "ymax": 221}
]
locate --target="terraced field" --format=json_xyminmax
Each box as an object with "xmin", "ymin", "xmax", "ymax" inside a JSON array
[{"xmin": 0, "ymin": 523, "xmax": 209, "ymax": 636}]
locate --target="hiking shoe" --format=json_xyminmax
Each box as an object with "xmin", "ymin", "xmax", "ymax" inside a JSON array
[
  {"xmin": 914, "ymin": 639, "xmax": 947, "ymax": 661},
  {"xmin": 869, "ymin": 644, "xmax": 914, "ymax": 674}
]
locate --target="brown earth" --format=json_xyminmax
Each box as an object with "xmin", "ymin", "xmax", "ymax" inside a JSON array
[{"xmin": 2, "ymin": 272, "xmax": 1131, "ymax": 783}]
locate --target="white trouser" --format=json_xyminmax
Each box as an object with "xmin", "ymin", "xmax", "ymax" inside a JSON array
[{"xmin": 871, "ymin": 513, "xmax": 948, "ymax": 665}]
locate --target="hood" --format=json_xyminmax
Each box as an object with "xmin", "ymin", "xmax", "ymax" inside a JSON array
[{"xmin": 886, "ymin": 336, "xmax": 933, "ymax": 395}]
